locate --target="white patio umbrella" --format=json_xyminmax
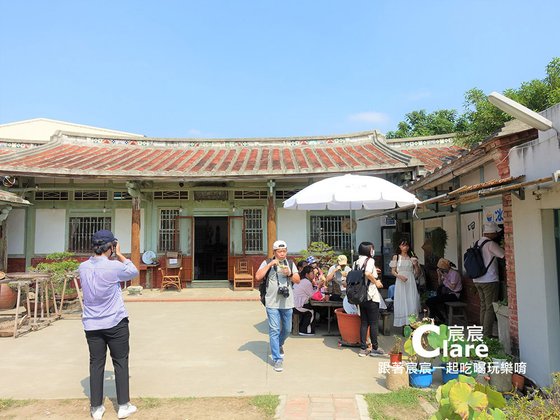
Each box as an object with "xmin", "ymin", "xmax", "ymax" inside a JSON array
[
  {"xmin": 283, "ymin": 174, "xmax": 419, "ymax": 211},
  {"xmin": 283, "ymin": 174, "xmax": 420, "ymax": 260}
]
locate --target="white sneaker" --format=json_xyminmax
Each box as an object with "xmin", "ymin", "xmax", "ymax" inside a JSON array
[
  {"xmin": 91, "ymin": 405, "xmax": 105, "ymax": 420},
  {"xmin": 117, "ymin": 403, "xmax": 137, "ymax": 419}
]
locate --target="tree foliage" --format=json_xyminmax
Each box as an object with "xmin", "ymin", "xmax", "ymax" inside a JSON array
[{"xmin": 387, "ymin": 57, "xmax": 560, "ymax": 146}]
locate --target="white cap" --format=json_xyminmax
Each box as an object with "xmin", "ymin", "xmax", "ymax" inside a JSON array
[
  {"xmin": 273, "ymin": 240, "xmax": 287, "ymax": 250},
  {"xmin": 483, "ymin": 221, "xmax": 502, "ymax": 234}
]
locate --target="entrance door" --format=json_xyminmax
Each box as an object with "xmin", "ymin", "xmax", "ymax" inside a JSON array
[{"xmin": 194, "ymin": 217, "xmax": 228, "ymax": 280}]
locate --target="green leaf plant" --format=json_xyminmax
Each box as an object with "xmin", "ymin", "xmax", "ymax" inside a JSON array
[{"xmin": 431, "ymin": 374, "xmax": 506, "ymax": 420}]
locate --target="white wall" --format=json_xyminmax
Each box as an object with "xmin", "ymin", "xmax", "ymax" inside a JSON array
[
  {"xmin": 277, "ymin": 208, "xmax": 307, "ymax": 254},
  {"xmin": 512, "ymin": 184, "xmax": 560, "ymax": 386},
  {"xmin": 35, "ymin": 209, "xmax": 66, "ymax": 254},
  {"xmin": 460, "ymin": 170, "xmax": 481, "ymax": 186},
  {"xmin": 412, "ymin": 215, "xmax": 458, "ymax": 265},
  {"xmin": 114, "ymin": 209, "xmax": 145, "ymax": 254},
  {"xmin": 510, "ymin": 104, "xmax": 560, "ymax": 180},
  {"xmin": 355, "ymin": 210, "xmax": 380, "ymax": 251},
  {"xmin": 7, "ymin": 208, "xmax": 26, "ymax": 255}
]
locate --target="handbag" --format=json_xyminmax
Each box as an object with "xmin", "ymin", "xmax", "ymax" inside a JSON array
[{"xmin": 311, "ymin": 290, "xmax": 324, "ymax": 301}]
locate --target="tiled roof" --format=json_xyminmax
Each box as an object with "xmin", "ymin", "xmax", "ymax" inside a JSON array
[
  {"xmin": 0, "ymin": 131, "xmax": 416, "ymax": 180},
  {"xmin": 386, "ymin": 134, "xmax": 467, "ymax": 172}
]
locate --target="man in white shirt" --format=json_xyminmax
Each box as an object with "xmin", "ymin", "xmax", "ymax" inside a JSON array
[{"xmin": 473, "ymin": 222, "xmax": 505, "ymax": 337}]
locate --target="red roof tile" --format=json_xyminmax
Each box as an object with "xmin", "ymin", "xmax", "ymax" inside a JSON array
[{"xmin": 0, "ymin": 131, "xmax": 462, "ymax": 180}]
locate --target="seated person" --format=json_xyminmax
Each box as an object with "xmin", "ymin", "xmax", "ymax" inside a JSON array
[
  {"xmin": 343, "ymin": 295, "xmax": 358, "ymax": 315},
  {"xmin": 306, "ymin": 256, "xmax": 326, "ymax": 286},
  {"xmin": 426, "ymin": 258, "xmax": 463, "ymax": 323},
  {"xmin": 326, "ymin": 254, "xmax": 351, "ymax": 302},
  {"xmin": 296, "ymin": 259, "xmax": 308, "ymax": 277},
  {"xmin": 293, "ymin": 265, "xmax": 317, "ymax": 335}
]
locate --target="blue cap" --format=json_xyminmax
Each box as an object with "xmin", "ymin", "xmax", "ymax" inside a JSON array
[
  {"xmin": 306, "ymin": 256, "xmax": 317, "ymax": 264},
  {"xmin": 92, "ymin": 229, "xmax": 117, "ymax": 246}
]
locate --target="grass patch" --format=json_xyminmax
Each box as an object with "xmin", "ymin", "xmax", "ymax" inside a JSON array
[
  {"xmin": 137, "ymin": 397, "xmax": 162, "ymax": 409},
  {"xmin": 364, "ymin": 388, "xmax": 436, "ymax": 420},
  {"xmin": 250, "ymin": 394, "xmax": 279, "ymax": 418},
  {"xmin": 0, "ymin": 399, "xmax": 34, "ymax": 411}
]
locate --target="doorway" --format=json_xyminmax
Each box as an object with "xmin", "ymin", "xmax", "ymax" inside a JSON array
[{"xmin": 194, "ymin": 217, "xmax": 228, "ymax": 280}]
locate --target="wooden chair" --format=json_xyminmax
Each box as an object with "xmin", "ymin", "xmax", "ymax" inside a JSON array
[
  {"xmin": 233, "ymin": 259, "xmax": 254, "ymax": 290},
  {"xmin": 159, "ymin": 252, "xmax": 182, "ymax": 291}
]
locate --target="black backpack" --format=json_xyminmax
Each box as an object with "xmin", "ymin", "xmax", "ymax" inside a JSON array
[
  {"xmin": 345, "ymin": 257, "xmax": 370, "ymax": 305},
  {"xmin": 463, "ymin": 239, "xmax": 494, "ymax": 279},
  {"xmin": 258, "ymin": 258, "xmax": 294, "ymax": 306}
]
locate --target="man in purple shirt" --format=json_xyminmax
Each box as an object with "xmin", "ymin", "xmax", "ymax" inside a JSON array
[{"xmin": 79, "ymin": 230, "xmax": 138, "ymax": 420}]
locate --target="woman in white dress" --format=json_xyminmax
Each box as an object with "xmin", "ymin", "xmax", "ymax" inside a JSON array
[{"xmin": 390, "ymin": 239, "xmax": 421, "ymax": 327}]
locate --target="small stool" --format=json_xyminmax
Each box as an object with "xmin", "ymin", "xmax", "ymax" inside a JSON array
[
  {"xmin": 379, "ymin": 311, "xmax": 391, "ymax": 336},
  {"xmin": 292, "ymin": 312, "xmax": 301, "ymax": 335},
  {"xmin": 444, "ymin": 301, "xmax": 468, "ymax": 325}
]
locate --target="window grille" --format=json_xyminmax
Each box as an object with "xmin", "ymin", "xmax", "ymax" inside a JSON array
[
  {"xmin": 74, "ymin": 191, "xmax": 108, "ymax": 200},
  {"xmin": 153, "ymin": 191, "xmax": 189, "ymax": 200},
  {"xmin": 243, "ymin": 209, "xmax": 263, "ymax": 252},
  {"xmin": 34, "ymin": 191, "xmax": 69, "ymax": 200},
  {"xmin": 113, "ymin": 191, "xmax": 132, "ymax": 200},
  {"xmin": 310, "ymin": 216, "xmax": 351, "ymax": 251},
  {"xmin": 275, "ymin": 189, "xmax": 300, "ymax": 200},
  {"xmin": 68, "ymin": 216, "xmax": 111, "ymax": 253},
  {"xmin": 159, "ymin": 209, "xmax": 180, "ymax": 252},
  {"xmin": 193, "ymin": 190, "xmax": 228, "ymax": 201},
  {"xmin": 233, "ymin": 190, "xmax": 267, "ymax": 200}
]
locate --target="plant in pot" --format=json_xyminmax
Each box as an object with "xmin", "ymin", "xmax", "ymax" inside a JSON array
[
  {"xmin": 482, "ymin": 337, "xmax": 514, "ymax": 393},
  {"xmin": 403, "ymin": 318, "xmax": 437, "ymax": 388},
  {"xmin": 389, "ymin": 335, "xmax": 403, "ymax": 365},
  {"xmin": 492, "ymin": 299, "xmax": 511, "ymax": 354},
  {"xmin": 431, "ymin": 324, "xmax": 472, "ymax": 383},
  {"xmin": 31, "ymin": 252, "xmax": 80, "ymax": 306}
]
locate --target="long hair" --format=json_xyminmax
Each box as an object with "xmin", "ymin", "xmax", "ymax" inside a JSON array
[{"xmin": 394, "ymin": 238, "xmax": 415, "ymax": 258}]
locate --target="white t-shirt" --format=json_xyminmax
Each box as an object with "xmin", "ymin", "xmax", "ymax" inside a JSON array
[
  {"xmin": 258, "ymin": 259, "xmax": 298, "ymax": 309},
  {"xmin": 472, "ymin": 238, "xmax": 505, "ymax": 283},
  {"xmin": 354, "ymin": 255, "xmax": 381, "ymax": 303}
]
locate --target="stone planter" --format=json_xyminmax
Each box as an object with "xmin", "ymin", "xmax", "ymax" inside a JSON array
[{"xmin": 492, "ymin": 302, "xmax": 511, "ymax": 354}]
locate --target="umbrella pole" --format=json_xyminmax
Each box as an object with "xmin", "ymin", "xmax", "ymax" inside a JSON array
[{"xmin": 350, "ymin": 209, "xmax": 354, "ymax": 263}]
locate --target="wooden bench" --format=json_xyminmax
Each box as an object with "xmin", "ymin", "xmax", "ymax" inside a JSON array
[{"xmin": 444, "ymin": 301, "xmax": 468, "ymax": 325}]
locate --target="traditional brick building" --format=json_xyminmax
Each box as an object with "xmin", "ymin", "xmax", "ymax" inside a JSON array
[{"xmin": 0, "ymin": 118, "xmax": 463, "ymax": 288}]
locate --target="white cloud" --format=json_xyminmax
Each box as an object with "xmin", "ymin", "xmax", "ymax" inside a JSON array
[{"xmin": 348, "ymin": 111, "xmax": 390, "ymax": 124}]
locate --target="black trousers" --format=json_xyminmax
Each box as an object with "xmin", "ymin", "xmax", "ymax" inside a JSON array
[
  {"xmin": 85, "ymin": 317, "xmax": 130, "ymax": 406},
  {"xmin": 426, "ymin": 293, "xmax": 458, "ymax": 322},
  {"xmin": 359, "ymin": 300, "xmax": 380, "ymax": 350}
]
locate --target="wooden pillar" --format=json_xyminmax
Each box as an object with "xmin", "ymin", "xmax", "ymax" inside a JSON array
[
  {"xmin": 131, "ymin": 196, "xmax": 141, "ymax": 285},
  {"xmin": 267, "ymin": 180, "xmax": 277, "ymax": 258}
]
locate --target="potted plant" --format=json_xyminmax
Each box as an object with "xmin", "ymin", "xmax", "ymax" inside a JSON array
[
  {"xmin": 403, "ymin": 316, "xmax": 437, "ymax": 388},
  {"xmin": 483, "ymin": 337, "xmax": 514, "ymax": 393},
  {"xmin": 389, "ymin": 335, "xmax": 403, "ymax": 365},
  {"xmin": 492, "ymin": 299, "xmax": 511, "ymax": 354},
  {"xmin": 31, "ymin": 252, "xmax": 80, "ymax": 308}
]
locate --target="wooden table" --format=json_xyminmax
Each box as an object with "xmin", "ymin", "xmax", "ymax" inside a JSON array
[
  {"xmin": 6, "ymin": 272, "xmax": 57, "ymax": 334},
  {"xmin": 309, "ymin": 300, "xmax": 343, "ymax": 335}
]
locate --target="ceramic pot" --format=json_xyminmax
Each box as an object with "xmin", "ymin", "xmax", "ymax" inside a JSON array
[
  {"xmin": 389, "ymin": 352, "xmax": 403, "ymax": 365},
  {"xmin": 512, "ymin": 373, "xmax": 525, "ymax": 391},
  {"xmin": 335, "ymin": 308, "xmax": 365, "ymax": 345},
  {"xmin": 0, "ymin": 283, "xmax": 17, "ymax": 309}
]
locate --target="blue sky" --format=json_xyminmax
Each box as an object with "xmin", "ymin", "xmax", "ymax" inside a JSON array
[{"xmin": 0, "ymin": 1, "xmax": 558, "ymax": 138}]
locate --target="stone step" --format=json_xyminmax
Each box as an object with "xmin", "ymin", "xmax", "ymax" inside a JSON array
[{"xmin": 190, "ymin": 280, "xmax": 231, "ymax": 289}]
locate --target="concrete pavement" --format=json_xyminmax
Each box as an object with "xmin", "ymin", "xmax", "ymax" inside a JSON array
[{"xmin": 0, "ymin": 288, "xmax": 396, "ymax": 418}]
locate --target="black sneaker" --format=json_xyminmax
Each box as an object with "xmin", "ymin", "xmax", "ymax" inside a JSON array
[{"xmin": 279, "ymin": 346, "xmax": 284, "ymax": 356}]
